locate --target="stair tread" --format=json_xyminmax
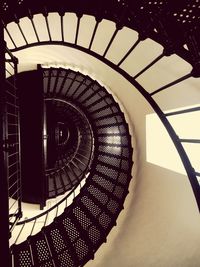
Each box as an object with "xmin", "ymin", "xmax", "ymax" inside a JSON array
[
  {"xmin": 29, "ymin": 231, "xmax": 53, "ymax": 266},
  {"xmin": 11, "ymin": 240, "xmax": 33, "ymax": 267},
  {"xmin": 44, "ymin": 221, "xmax": 78, "ymax": 266}
]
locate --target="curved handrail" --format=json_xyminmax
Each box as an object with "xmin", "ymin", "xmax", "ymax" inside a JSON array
[
  {"xmin": 10, "ymin": 93, "xmax": 95, "ymax": 226},
  {"xmin": 9, "ymin": 39, "xmax": 200, "ymax": 211},
  {"xmin": 2, "ymin": 2, "xmax": 199, "ymax": 266},
  {"xmin": 8, "ymin": 65, "xmax": 134, "ymax": 250},
  {"xmin": 2, "ymin": 0, "xmax": 196, "ymax": 66},
  {"xmin": 3, "ymin": 2, "xmax": 200, "ymax": 213},
  {"xmin": 10, "ymin": 175, "xmax": 86, "ymax": 225},
  {"xmin": 9, "ymin": 75, "xmax": 97, "ymax": 227}
]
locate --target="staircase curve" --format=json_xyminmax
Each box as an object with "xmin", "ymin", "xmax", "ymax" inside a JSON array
[
  {"xmin": 2, "ymin": 0, "xmax": 200, "ymax": 266},
  {"xmin": 10, "ymin": 67, "xmax": 133, "ymax": 266}
]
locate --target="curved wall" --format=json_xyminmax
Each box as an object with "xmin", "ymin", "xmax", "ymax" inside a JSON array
[{"xmin": 5, "ymin": 14, "xmax": 200, "ymax": 267}]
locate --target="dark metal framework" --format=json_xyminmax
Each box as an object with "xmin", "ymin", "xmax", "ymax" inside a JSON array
[
  {"xmin": 5, "ymin": 48, "xmax": 22, "ymax": 229},
  {"xmin": 0, "ymin": 42, "xmax": 22, "ymax": 266},
  {"xmin": 44, "ymin": 97, "xmax": 95, "ymax": 199},
  {"xmin": 2, "ymin": 0, "xmax": 199, "ymax": 206},
  {"xmin": 0, "ymin": 0, "xmax": 200, "ymax": 266},
  {"xmin": 10, "ymin": 67, "xmax": 133, "ymax": 267}
]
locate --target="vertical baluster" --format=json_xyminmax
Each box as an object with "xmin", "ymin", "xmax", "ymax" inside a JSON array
[
  {"xmin": 88, "ymin": 18, "xmax": 102, "ymax": 50},
  {"xmin": 14, "ymin": 15, "xmax": 28, "ymax": 45},
  {"xmin": 30, "ymin": 219, "xmax": 37, "ymax": 236},
  {"xmin": 59, "ymin": 11, "xmax": 65, "ymax": 42},
  {"xmin": 75, "ymin": 14, "xmax": 82, "ymax": 45},
  {"xmin": 133, "ymin": 52, "xmax": 164, "ymax": 79},
  {"xmin": 150, "ymin": 73, "xmax": 192, "ymax": 96},
  {"xmin": 103, "ymin": 28, "xmax": 119, "ymax": 58},
  {"xmin": 117, "ymin": 37, "xmax": 141, "ymax": 67},
  {"xmin": 28, "ymin": 9, "xmax": 40, "ymax": 42},
  {"xmin": 14, "ymin": 222, "xmax": 26, "ymax": 244},
  {"xmin": 2, "ymin": 20, "xmax": 17, "ymax": 48},
  {"xmin": 44, "ymin": 212, "xmax": 49, "ymax": 227},
  {"xmin": 43, "ymin": 7, "xmax": 52, "ymax": 41},
  {"xmin": 55, "ymin": 205, "xmax": 59, "ymax": 218}
]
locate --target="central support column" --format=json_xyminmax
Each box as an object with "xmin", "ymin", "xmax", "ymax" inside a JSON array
[{"xmin": 18, "ymin": 70, "xmax": 46, "ymax": 208}]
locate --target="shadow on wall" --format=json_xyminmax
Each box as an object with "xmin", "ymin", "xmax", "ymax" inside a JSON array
[{"xmin": 86, "ymin": 163, "xmax": 200, "ymax": 267}]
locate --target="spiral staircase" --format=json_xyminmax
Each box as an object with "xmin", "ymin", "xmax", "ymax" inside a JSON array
[
  {"xmin": 1, "ymin": 1, "xmax": 200, "ymax": 267},
  {"xmin": 8, "ymin": 67, "xmax": 133, "ymax": 266}
]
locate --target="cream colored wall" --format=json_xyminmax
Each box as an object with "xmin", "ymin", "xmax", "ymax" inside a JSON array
[
  {"xmin": 86, "ymin": 164, "xmax": 200, "ymax": 267},
  {"xmin": 5, "ymin": 13, "xmax": 200, "ymax": 266},
  {"xmin": 14, "ymin": 45, "xmax": 200, "ymax": 267}
]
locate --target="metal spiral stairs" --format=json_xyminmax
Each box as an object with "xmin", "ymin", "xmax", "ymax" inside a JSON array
[
  {"xmin": 44, "ymin": 92, "xmax": 94, "ymax": 199},
  {"xmin": 45, "ymin": 97, "xmax": 94, "ymax": 199},
  {"xmin": 9, "ymin": 67, "xmax": 133, "ymax": 266},
  {"xmin": 1, "ymin": 0, "xmax": 200, "ymax": 267},
  {"xmin": 43, "ymin": 66, "xmax": 133, "ymax": 203}
]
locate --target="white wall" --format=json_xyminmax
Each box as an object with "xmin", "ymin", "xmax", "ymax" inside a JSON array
[
  {"xmin": 14, "ymin": 45, "xmax": 200, "ymax": 267},
  {"xmin": 86, "ymin": 163, "xmax": 200, "ymax": 267}
]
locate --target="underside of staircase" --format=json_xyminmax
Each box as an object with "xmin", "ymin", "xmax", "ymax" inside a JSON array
[
  {"xmin": 10, "ymin": 67, "xmax": 133, "ymax": 267},
  {"xmin": 1, "ymin": 1, "xmax": 200, "ymax": 267}
]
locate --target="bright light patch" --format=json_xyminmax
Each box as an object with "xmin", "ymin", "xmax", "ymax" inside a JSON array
[{"xmin": 146, "ymin": 104, "xmax": 200, "ymax": 175}]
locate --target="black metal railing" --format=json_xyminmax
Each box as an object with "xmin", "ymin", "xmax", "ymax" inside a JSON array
[
  {"xmin": 5, "ymin": 47, "xmax": 22, "ymax": 233},
  {"xmin": 0, "ymin": 0, "xmax": 199, "ymax": 224},
  {"xmin": 8, "ymin": 66, "xmax": 132, "ymax": 250},
  {"xmin": 1, "ymin": 1, "xmax": 199, "ymax": 239},
  {"xmin": 44, "ymin": 97, "xmax": 94, "ymax": 199},
  {"xmin": 9, "ymin": 176, "xmax": 86, "ymax": 246},
  {"xmin": 0, "ymin": 1, "xmax": 200, "ymax": 266}
]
